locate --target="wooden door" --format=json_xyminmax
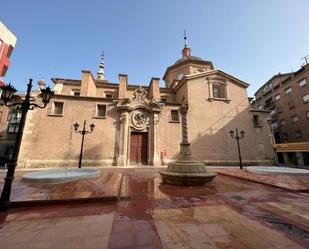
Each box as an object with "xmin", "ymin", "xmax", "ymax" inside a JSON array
[{"xmin": 130, "ymin": 132, "xmax": 148, "ymax": 165}]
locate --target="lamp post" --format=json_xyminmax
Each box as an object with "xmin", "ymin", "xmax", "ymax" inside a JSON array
[
  {"xmin": 229, "ymin": 128, "xmax": 245, "ymax": 170},
  {"xmin": 0, "ymin": 79, "xmax": 54, "ymax": 210},
  {"xmin": 73, "ymin": 120, "xmax": 95, "ymax": 168}
]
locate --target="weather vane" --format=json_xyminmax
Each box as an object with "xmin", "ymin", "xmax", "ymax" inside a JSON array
[{"xmin": 184, "ymin": 30, "xmax": 188, "ymax": 47}]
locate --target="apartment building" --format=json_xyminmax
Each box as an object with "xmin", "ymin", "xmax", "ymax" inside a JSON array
[
  {"xmin": 0, "ymin": 21, "xmax": 17, "ymax": 85},
  {"xmin": 252, "ymin": 63, "xmax": 309, "ymax": 166}
]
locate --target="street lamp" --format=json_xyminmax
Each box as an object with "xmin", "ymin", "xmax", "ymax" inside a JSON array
[
  {"xmin": 0, "ymin": 79, "xmax": 54, "ymax": 210},
  {"xmin": 229, "ymin": 128, "xmax": 245, "ymax": 170},
  {"xmin": 74, "ymin": 120, "xmax": 95, "ymax": 168}
]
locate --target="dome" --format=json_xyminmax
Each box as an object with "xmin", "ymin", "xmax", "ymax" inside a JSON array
[{"xmin": 174, "ymin": 55, "xmax": 203, "ymax": 65}]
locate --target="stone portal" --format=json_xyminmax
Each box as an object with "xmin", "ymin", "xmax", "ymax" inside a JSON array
[{"xmin": 116, "ymin": 87, "xmax": 162, "ymax": 166}]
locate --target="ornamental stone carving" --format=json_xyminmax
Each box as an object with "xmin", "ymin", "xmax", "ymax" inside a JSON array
[
  {"xmin": 153, "ymin": 113, "xmax": 160, "ymax": 125},
  {"xmin": 131, "ymin": 109, "xmax": 149, "ymax": 130},
  {"xmin": 117, "ymin": 86, "xmax": 163, "ymax": 127},
  {"xmin": 119, "ymin": 112, "xmax": 127, "ymax": 123},
  {"xmin": 180, "ymin": 143, "xmax": 192, "ymax": 157},
  {"xmin": 133, "ymin": 87, "xmax": 149, "ymax": 104}
]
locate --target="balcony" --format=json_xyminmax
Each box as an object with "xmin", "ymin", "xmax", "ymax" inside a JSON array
[{"xmin": 264, "ymin": 102, "xmax": 274, "ymax": 110}]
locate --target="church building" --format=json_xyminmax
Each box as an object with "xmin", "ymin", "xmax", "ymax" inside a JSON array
[{"xmin": 16, "ymin": 37, "xmax": 274, "ymax": 168}]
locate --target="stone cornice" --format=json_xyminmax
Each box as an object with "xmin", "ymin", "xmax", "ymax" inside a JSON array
[
  {"xmin": 52, "ymin": 94, "xmax": 114, "ymax": 102},
  {"xmin": 186, "ymin": 70, "xmax": 249, "ymax": 88},
  {"xmin": 51, "ymin": 78, "xmax": 81, "ymax": 85}
]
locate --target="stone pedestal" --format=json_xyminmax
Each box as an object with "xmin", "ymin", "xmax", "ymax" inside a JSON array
[
  {"xmin": 160, "ymin": 143, "xmax": 217, "ymax": 185},
  {"xmin": 160, "ymin": 104, "xmax": 217, "ymax": 186}
]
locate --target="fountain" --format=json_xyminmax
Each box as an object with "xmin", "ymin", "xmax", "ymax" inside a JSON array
[
  {"xmin": 246, "ymin": 166, "xmax": 309, "ymax": 175},
  {"xmin": 22, "ymin": 167, "xmax": 101, "ymax": 184},
  {"xmin": 160, "ymin": 104, "xmax": 217, "ymax": 185}
]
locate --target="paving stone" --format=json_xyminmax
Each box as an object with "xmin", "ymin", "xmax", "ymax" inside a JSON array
[{"xmin": 0, "ymin": 169, "xmax": 308, "ymax": 249}]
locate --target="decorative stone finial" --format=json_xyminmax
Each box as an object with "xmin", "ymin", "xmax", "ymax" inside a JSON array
[{"xmin": 96, "ymin": 52, "xmax": 105, "ymax": 80}]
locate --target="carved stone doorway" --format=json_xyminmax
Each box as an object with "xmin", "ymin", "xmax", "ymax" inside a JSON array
[
  {"xmin": 130, "ymin": 132, "xmax": 148, "ymax": 165},
  {"xmin": 116, "ymin": 86, "xmax": 162, "ymax": 166}
]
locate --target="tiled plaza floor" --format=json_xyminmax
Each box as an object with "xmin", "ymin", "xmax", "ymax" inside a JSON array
[
  {"xmin": 0, "ymin": 168, "xmax": 309, "ymax": 249},
  {"xmin": 214, "ymin": 168, "xmax": 309, "ymax": 192},
  {"xmin": 0, "ymin": 170, "xmax": 124, "ymax": 204}
]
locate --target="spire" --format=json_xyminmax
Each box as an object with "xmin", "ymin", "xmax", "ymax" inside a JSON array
[
  {"xmin": 96, "ymin": 52, "xmax": 105, "ymax": 80},
  {"xmin": 182, "ymin": 30, "xmax": 192, "ymax": 58}
]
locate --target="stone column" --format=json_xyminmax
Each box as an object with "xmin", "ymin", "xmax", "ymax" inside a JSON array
[
  {"xmin": 160, "ymin": 104, "xmax": 217, "ymax": 185},
  {"xmin": 116, "ymin": 111, "xmax": 129, "ymax": 166},
  {"xmin": 178, "ymin": 104, "xmax": 194, "ymax": 161}
]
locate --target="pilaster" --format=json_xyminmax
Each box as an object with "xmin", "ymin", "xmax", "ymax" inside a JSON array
[
  {"xmin": 116, "ymin": 111, "xmax": 129, "ymax": 166},
  {"xmin": 151, "ymin": 113, "xmax": 161, "ymax": 166}
]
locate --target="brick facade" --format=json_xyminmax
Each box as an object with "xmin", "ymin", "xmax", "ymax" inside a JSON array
[{"xmin": 1, "ymin": 48, "xmax": 274, "ymax": 168}]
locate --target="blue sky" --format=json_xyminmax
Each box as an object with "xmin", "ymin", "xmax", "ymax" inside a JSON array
[{"xmin": 2, "ymin": 0, "xmax": 309, "ymax": 96}]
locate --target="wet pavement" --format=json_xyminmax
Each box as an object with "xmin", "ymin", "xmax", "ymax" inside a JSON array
[
  {"xmin": 0, "ymin": 170, "xmax": 124, "ymax": 204},
  {"xmin": 215, "ymin": 168, "xmax": 309, "ymax": 192},
  {"xmin": 0, "ymin": 168, "xmax": 309, "ymax": 249}
]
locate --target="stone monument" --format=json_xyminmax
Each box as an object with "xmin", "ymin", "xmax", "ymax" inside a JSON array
[{"xmin": 160, "ymin": 104, "xmax": 217, "ymax": 185}]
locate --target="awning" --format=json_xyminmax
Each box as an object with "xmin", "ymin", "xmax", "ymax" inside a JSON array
[{"xmin": 273, "ymin": 142, "xmax": 309, "ymax": 152}]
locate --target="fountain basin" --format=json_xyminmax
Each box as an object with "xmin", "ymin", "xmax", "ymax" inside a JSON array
[
  {"xmin": 246, "ymin": 166, "xmax": 309, "ymax": 175},
  {"xmin": 22, "ymin": 168, "xmax": 101, "ymax": 184},
  {"xmin": 160, "ymin": 160, "xmax": 217, "ymax": 185}
]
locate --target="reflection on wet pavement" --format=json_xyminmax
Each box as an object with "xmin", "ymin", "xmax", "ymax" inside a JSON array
[
  {"xmin": 0, "ymin": 171, "xmax": 124, "ymax": 202},
  {"xmin": 215, "ymin": 168, "xmax": 309, "ymax": 191},
  {"xmin": 0, "ymin": 168, "xmax": 308, "ymax": 249},
  {"xmin": 153, "ymin": 205, "xmax": 306, "ymax": 249}
]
